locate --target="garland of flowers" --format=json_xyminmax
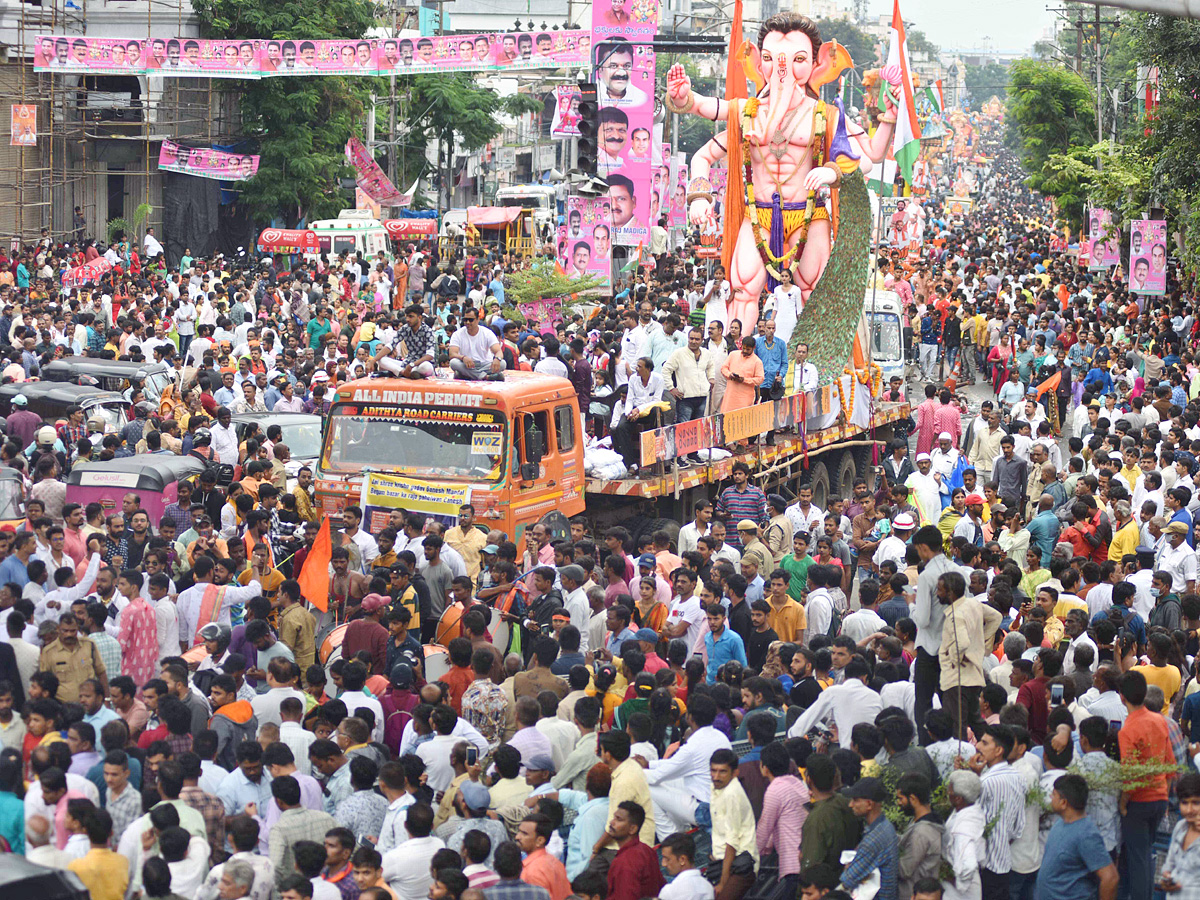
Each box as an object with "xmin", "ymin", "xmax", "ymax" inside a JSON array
[{"xmin": 739, "ymin": 98, "xmax": 827, "ymax": 282}]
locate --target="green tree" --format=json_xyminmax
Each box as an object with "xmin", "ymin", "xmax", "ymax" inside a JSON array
[
  {"xmin": 964, "ymin": 60, "xmax": 1008, "ymax": 110},
  {"xmin": 1007, "ymin": 59, "xmax": 1095, "ymax": 199},
  {"xmin": 815, "ymin": 17, "xmax": 878, "ymax": 70},
  {"xmin": 906, "ymin": 27, "xmax": 939, "ymax": 60},
  {"xmin": 404, "ymin": 75, "xmax": 541, "ymax": 210},
  {"xmin": 192, "ymin": 0, "xmax": 379, "ymax": 226}
]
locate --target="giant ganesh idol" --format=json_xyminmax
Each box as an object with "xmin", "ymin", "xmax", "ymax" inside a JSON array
[{"xmin": 666, "ymin": 12, "xmax": 901, "ymax": 382}]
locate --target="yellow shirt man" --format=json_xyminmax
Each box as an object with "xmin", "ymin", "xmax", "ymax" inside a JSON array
[{"xmin": 69, "ymin": 846, "xmax": 130, "ymax": 900}]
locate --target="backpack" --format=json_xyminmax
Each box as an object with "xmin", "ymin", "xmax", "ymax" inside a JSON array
[{"xmin": 827, "ymin": 603, "xmax": 844, "ymax": 639}]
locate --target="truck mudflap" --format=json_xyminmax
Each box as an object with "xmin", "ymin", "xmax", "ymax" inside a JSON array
[{"xmin": 586, "ymin": 401, "xmax": 910, "ymax": 499}]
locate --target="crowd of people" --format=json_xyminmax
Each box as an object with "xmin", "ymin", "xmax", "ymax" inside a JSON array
[{"xmin": 0, "ymin": 132, "xmax": 1195, "ymax": 900}]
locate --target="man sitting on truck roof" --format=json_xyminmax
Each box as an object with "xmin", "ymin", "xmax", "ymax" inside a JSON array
[
  {"xmin": 448, "ymin": 311, "xmax": 504, "ymax": 382},
  {"xmin": 374, "ymin": 305, "xmax": 435, "ymax": 379}
]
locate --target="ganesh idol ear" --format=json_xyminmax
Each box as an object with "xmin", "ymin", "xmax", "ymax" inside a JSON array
[
  {"xmin": 810, "ymin": 40, "xmax": 853, "ymax": 89},
  {"xmin": 739, "ymin": 42, "xmax": 766, "ymax": 95}
]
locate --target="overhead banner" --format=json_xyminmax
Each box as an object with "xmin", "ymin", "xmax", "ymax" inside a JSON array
[
  {"xmin": 1087, "ymin": 207, "xmax": 1121, "ymax": 271},
  {"xmin": 563, "ymin": 196, "xmax": 613, "ymax": 286},
  {"xmin": 551, "ymin": 86, "xmax": 582, "ymax": 138},
  {"xmin": 158, "ymin": 139, "xmax": 259, "ymax": 181},
  {"xmin": 359, "ymin": 472, "xmax": 471, "ymax": 532},
  {"xmin": 346, "ymin": 137, "xmax": 411, "ymax": 206},
  {"xmin": 10, "ymin": 105, "xmax": 36, "ymax": 147},
  {"xmin": 34, "ymin": 32, "xmax": 590, "ymax": 78},
  {"xmin": 1129, "ymin": 218, "xmax": 1167, "ymax": 296}
]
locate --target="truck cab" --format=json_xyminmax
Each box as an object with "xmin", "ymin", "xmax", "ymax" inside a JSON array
[
  {"xmin": 865, "ymin": 290, "xmax": 906, "ymax": 385},
  {"xmin": 494, "ymin": 184, "xmax": 557, "ymax": 232},
  {"xmin": 315, "ymin": 372, "xmax": 585, "ymax": 540}
]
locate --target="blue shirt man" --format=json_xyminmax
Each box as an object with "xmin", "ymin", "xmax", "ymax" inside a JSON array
[
  {"xmin": 703, "ymin": 606, "xmax": 747, "ymax": 682},
  {"xmin": 755, "ymin": 327, "xmax": 787, "ymax": 389},
  {"xmin": 1024, "ymin": 503, "xmax": 1061, "ymax": 566}
]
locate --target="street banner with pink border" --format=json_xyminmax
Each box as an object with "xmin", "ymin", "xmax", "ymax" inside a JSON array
[
  {"xmin": 158, "ymin": 140, "xmax": 260, "ymax": 181},
  {"xmin": 564, "ymin": 197, "xmax": 614, "ymax": 286},
  {"xmin": 346, "ymin": 137, "xmax": 410, "ymax": 206},
  {"xmin": 1129, "ymin": 219, "xmax": 1168, "ymax": 297},
  {"xmin": 62, "ymin": 257, "xmax": 113, "ymax": 287},
  {"xmin": 551, "ymin": 86, "xmax": 582, "ymax": 138},
  {"xmin": 1086, "ymin": 208, "xmax": 1121, "ymax": 271},
  {"xmin": 34, "ymin": 36, "xmax": 148, "ymax": 74}
]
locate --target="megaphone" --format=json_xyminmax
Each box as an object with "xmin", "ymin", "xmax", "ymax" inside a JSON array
[{"xmin": 548, "ymin": 168, "xmax": 565, "ymax": 182}]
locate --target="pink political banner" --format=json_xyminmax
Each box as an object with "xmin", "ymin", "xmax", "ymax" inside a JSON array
[
  {"xmin": 158, "ymin": 139, "xmax": 260, "ymax": 182},
  {"xmin": 1129, "ymin": 219, "xmax": 1168, "ymax": 297},
  {"xmin": 565, "ymin": 197, "xmax": 614, "ymax": 288},
  {"xmin": 669, "ymin": 156, "xmax": 688, "ymax": 228},
  {"xmin": 345, "ymin": 137, "xmax": 411, "ymax": 206},
  {"xmin": 35, "ymin": 32, "xmax": 589, "ymax": 77},
  {"xmin": 1086, "ymin": 208, "xmax": 1121, "ymax": 271},
  {"xmin": 551, "ymin": 86, "xmax": 582, "ymax": 138},
  {"xmin": 34, "ymin": 36, "xmax": 149, "ymax": 74},
  {"xmin": 258, "ymin": 39, "xmax": 377, "ymax": 77},
  {"xmin": 145, "ymin": 38, "xmax": 260, "ymax": 77},
  {"xmin": 517, "ymin": 296, "xmax": 565, "ymax": 335},
  {"xmin": 62, "ymin": 256, "xmax": 113, "ymax": 288},
  {"xmin": 594, "ymin": 40, "xmax": 655, "ymax": 247},
  {"xmin": 591, "ymin": 0, "xmax": 660, "ymax": 42}
]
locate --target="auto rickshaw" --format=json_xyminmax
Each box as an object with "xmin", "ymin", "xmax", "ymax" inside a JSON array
[
  {"xmin": 0, "ymin": 467, "xmax": 27, "ymax": 529},
  {"xmin": 65, "ymin": 454, "xmax": 207, "ymax": 519}
]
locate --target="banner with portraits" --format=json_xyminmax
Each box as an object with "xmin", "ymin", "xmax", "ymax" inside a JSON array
[
  {"xmin": 551, "ymin": 86, "xmax": 582, "ymax": 138},
  {"xmin": 158, "ymin": 139, "xmax": 259, "ymax": 181},
  {"xmin": 345, "ymin": 137, "xmax": 411, "ymax": 206},
  {"xmin": 562, "ymin": 197, "xmax": 614, "ymax": 286},
  {"xmin": 1086, "ymin": 207, "xmax": 1121, "ymax": 271},
  {"xmin": 594, "ymin": 39, "xmax": 655, "ymax": 247},
  {"xmin": 1129, "ymin": 219, "xmax": 1167, "ymax": 297},
  {"xmin": 34, "ymin": 32, "xmax": 590, "ymax": 78}
]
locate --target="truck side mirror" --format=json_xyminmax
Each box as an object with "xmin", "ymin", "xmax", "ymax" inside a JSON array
[{"xmin": 520, "ymin": 419, "xmax": 545, "ymax": 481}]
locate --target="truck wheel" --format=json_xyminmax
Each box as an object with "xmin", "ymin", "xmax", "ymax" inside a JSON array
[
  {"xmin": 807, "ymin": 461, "xmax": 831, "ymax": 512},
  {"xmin": 643, "ymin": 517, "xmax": 681, "ymax": 549},
  {"xmin": 835, "ymin": 452, "xmax": 857, "ymax": 500}
]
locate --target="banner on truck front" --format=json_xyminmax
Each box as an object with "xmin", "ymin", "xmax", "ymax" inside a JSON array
[{"xmin": 360, "ymin": 473, "xmax": 471, "ymax": 532}]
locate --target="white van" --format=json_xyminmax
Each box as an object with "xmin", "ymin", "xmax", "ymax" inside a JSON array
[{"xmin": 306, "ymin": 209, "xmax": 393, "ymax": 263}]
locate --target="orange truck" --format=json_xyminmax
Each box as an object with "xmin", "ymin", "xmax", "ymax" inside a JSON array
[{"xmin": 315, "ymin": 371, "xmax": 910, "ymax": 545}]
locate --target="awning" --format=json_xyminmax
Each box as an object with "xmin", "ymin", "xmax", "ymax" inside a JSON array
[
  {"xmin": 467, "ymin": 206, "xmax": 522, "ymax": 228},
  {"xmin": 384, "ymin": 218, "xmax": 438, "ymax": 239},
  {"xmin": 256, "ymin": 228, "xmax": 319, "ymax": 254}
]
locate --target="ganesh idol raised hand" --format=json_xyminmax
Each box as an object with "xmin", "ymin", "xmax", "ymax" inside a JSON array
[{"xmin": 665, "ymin": 13, "xmax": 898, "ymax": 334}]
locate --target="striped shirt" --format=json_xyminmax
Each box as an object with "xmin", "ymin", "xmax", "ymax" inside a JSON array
[
  {"xmin": 979, "ymin": 761, "xmax": 1028, "ymax": 873},
  {"xmin": 716, "ymin": 484, "xmax": 767, "ymax": 549},
  {"xmin": 841, "ymin": 814, "xmax": 899, "ymax": 900},
  {"xmin": 756, "ymin": 774, "xmax": 809, "ymax": 876}
]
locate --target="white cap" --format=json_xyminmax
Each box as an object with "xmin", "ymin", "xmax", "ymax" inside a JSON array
[
  {"xmin": 893, "ymin": 513, "xmax": 916, "ymax": 530},
  {"xmin": 938, "ymin": 431, "xmax": 952, "ymax": 441},
  {"xmin": 916, "ymin": 452, "xmax": 931, "ymax": 462}
]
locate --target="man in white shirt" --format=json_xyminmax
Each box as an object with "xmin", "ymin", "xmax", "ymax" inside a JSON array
[
  {"xmin": 533, "ymin": 336, "xmax": 570, "ymax": 379},
  {"xmin": 788, "ymin": 657, "xmax": 883, "ymax": 747},
  {"xmin": 789, "ymin": 342, "xmax": 819, "ymax": 395},
  {"xmin": 644, "ymin": 695, "xmax": 732, "ymax": 840},
  {"xmin": 677, "ymin": 502, "xmax": 712, "ymax": 555},
  {"xmin": 558, "ymin": 565, "xmax": 590, "ymax": 653},
  {"xmin": 660, "ymin": 832, "xmax": 715, "ymax": 900},
  {"xmin": 382, "ymin": 804, "xmax": 445, "ymax": 899},
  {"xmin": 143, "ymin": 227, "xmax": 165, "ymax": 259},
  {"xmin": 415, "ymin": 706, "xmax": 463, "ymax": 794},
  {"xmin": 448, "ymin": 312, "xmax": 503, "ymax": 381}
]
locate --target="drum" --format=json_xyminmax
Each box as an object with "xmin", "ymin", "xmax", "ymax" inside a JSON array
[
  {"xmin": 423, "ymin": 644, "xmax": 450, "ymax": 682},
  {"xmin": 489, "ymin": 607, "xmax": 511, "ymax": 657},
  {"xmin": 434, "ymin": 603, "xmax": 466, "ymax": 646},
  {"xmin": 319, "ymin": 623, "xmax": 350, "ymax": 666}
]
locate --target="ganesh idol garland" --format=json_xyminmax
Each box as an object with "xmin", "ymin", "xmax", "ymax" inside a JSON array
[{"xmin": 666, "ymin": 13, "xmax": 899, "ymax": 343}]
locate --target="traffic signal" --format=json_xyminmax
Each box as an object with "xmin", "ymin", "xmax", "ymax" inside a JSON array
[{"xmin": 576, "ymin": 83, "xmax": 599, "ymax": 176}]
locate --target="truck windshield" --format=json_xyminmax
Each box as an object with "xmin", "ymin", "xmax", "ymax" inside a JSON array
[
  {"xmin": 499, "ymin": 196, "xmax": 547, "ymax": 209},
  {"xmin": 322, "ymin": 404, "xmax": 506, "ymax": 482},
  {"xmin": 868, "ymin": 312, "xmax": 903, "ymax": 362}
]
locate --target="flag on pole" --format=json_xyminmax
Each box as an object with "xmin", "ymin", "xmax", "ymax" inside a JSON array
[
  {"xmin": 867, "ymin": 158, "xmax": 897, "ymax": 197},
  {"xmin": 620, "ymin": 241, "xmax": 645, "ymax": 272},
  {"xmin": 297, "ymin": 516, "xmax": 332, "ymax": 612},
  {"xmin": 885, "ymin": 0, "xmax": 921, "ymax": 186},
  {"xmin": 924, "ymin": 85, "xmax": 942, "ymax": 115}
]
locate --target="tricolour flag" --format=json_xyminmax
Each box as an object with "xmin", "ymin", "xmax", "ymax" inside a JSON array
[
  {"xmin": 867, "ymin": 158, "xmax": 897, "ymax": 197},
  {"xmin": 924, "ymin": 85, "xmax": 942, "ymax": 115},
  {"xmin": 885, "ymin": 0, "xmax": 921, "ymax": 186}
]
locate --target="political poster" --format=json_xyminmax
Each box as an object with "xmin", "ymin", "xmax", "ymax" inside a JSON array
[
  {"xmin": 564, "ymin": 196, "xmax": 614, "ymax": 286},
  {"xmin": 516, "ymin": 296, "xmax": 565, "ymax": 335},
  {"xmin": 62, "ymin": 257, "xmax": 113, "ymax": 288},
  {"xmin": 669, "ymin": 156, "xmax": 688, "ymax": 229},
  {"xmin": 146, "ymin": 39, "xmax": 259, "ymax": 77},
  {"xmin": 345, "ymin": 137, "xmax": 410, "ymax": 206},
  {"xmin": 1129, "ymin": 219, "xmax": 1167, "ymax": 297},
  {"xmin": 34, "ymin": 36, "xmax": 147, "ymax": 74},
  {"xmin": 591, "ymin": 0, "xmax": 660, "ymax": 42},
  {"xmin": 594, "ymin": 40, "xmax": 655, "ymax": 247},
  {"xmin": 551, "ymin": 86, "xmax": 582, "ymax": 138},
  {"xmin": 35, "ymin": 32, "xmax": 589, "ymax": 78},
  {"xmin": 1087, "ymin": 207, "xmax": 1121, "ymax": 271},
  {"xmin": 258, "ymin": 39, "xmax": 377, "ymax": 77},
  {"xmin": 158, "ymin": 140, "xmax": 260, "ymax": 181},
  {"xmin": 10, "ymin": 105, "xmax": 36, "ymax": 147}
]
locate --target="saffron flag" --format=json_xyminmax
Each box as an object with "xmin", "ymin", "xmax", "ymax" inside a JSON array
[
  {"xmin": 297, "ymin": 516, "xmax": 332, "ymax": 612},
  {"xmin": 885, "ymin": 0, "xmax": 921, "ymax": 186}
]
